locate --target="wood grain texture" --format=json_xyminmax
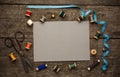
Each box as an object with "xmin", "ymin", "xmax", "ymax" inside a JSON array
[
  {"xmin": 0, "ymin": 0, "xmax": 120, "ymax": 6},
  {"xmin": 0, "ymin": 0, "xmax": 120, "ymax": 77},
  {"xmin": 0, "ymin": 5, "xmax": 120, "ymax": 38}
]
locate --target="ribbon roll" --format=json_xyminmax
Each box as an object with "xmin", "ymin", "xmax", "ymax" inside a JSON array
[{"xmin": 27, "ymin": 4, "xmax": 110, "ymax": 71}]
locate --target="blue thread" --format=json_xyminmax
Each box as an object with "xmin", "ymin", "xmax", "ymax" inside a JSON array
[
  {"xmin": 27, "ymin": 4, "xmax": 110, "ymax": 71},
  {"xmin": 36, "ymin": 64, "xmax": 47, "ymax": 71}
]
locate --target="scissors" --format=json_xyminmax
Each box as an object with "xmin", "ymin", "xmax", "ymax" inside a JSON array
[{"xmin": 4, "ymin": 31, "xmax": 33, "ymax": 73}]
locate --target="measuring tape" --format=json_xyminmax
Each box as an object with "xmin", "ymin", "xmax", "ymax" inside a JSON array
[{"xmin": 27, "ymin": 5, "xmax": 110, "ymax": 71}]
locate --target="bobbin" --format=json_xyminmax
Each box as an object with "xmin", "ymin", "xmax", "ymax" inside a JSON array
[
  {"xmin": 91, "ymin": 49, "xmax": 97, "ymax": 55},
  {"xmin": 53, "ymin": 65, "xmax": 60, "ymax": 73},
  {"xmin": 68, "ymin": 62, "xmax": 77, "ymax": 70},
  {"xmin": 40, "ymin": 16, "xmax": 46, "ymax": 23},
  {"xmin": 89, "ymin": 14, "xmax": 95, "ymax": 23},
  {"xmin": 94, "ymin": 31, "xmax": 101, "ymax": 40},
  {"xmin": 25, "ymin": 42, "xmax": 32, "ymax": 50},
  {"xmin": 59, "ymin": 11, "xmax": 66, "ymax": 18},
  {"xmin": 36, "ymin": 64, "xmax": 47, "ymax": 71},
  {"xmin": 25, "ymin": 10, "xmax": 32, "ymax": 17},
  {"xmin": 9, "ymin": 52, "xmax": 16, "ymax": 62},
  {"xmin": 51, "ymin": 14, "xmax": 55, "ymax": 19},
  {"xmin": 27, "ymin": 19, "xmax": 33, "ymax": 26},
  {"xmin": 87, "ymin": 59, "xmax": 100, "ymax": 71},
  {"xmin": 77, "ymin": 15, "xmax": 84, "ymax": 22}
]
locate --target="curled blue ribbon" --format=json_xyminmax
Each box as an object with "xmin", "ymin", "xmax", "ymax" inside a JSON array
[{"xmin": 27, "ymin": 4, "xmax": 110, "ymax": 71}]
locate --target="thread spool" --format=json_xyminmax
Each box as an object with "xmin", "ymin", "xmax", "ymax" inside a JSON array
[
  {"xmin": 91, "ymin": 49, "xmax": 97, "ymax": 55},
  {"xmin": 53, "ymin": 65, "xmax": 60, "ymax": 73},
  {"xmin": 68, "ymin": 63, "xmax": 77, "ymax": 70},
  {"xmin": 87, "ymin": 59, "xmax": 100, "ymax": 71},
  {"xmin": 27, "ymin": 19, "xmax": 33, "ymax": 26},
  {"xmin": 51, "ymin": 14, "xmax": 55, "ymax": 19},
  {"xmin": 89, "ymin": 14, "xmax": 95, "ymax": 23},
  {"xmin": 25, "ymin": 10, "xmax": 32, "ymax": 17},
  {"xmin": 36, "ymin": 64, "xmax": 47, "ymax": 71},
  {"xmin": 25, "ymin": 42, "xmax": 32, "ymax": 50},
  {"xmin": 94, "ymin": 31, "xmax": 101, "ymax": 40},
  {"xmin": 59, "ymin": 11, "xmax": 66, "ymax": 18},
  {"xmin": 77, "ymin": 15, "xmax": 84, "ymax": 22},
  {"xmin": 9, "ymin": 52, "xmax": 16, "ymax": 62},
  {"xmin": 40, "ymin": 16, "xmax": 46, "ymax": 23}
]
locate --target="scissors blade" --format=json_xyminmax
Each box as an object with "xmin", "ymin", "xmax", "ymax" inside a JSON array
[{"xmin": 21, "ymin": 57, "xmax": 29, "ymax": 73}]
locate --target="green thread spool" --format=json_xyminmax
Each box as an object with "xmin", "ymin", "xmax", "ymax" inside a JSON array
[
  {"xmin": 94, "ymin": 31, "xmax": 101, "ymax": 40},
  {"xmin": 59, "ymin": 11, "xmax": 66, "ymax": 17},
  {"xmin": 68, "ymin": 63, "xmax": 77, "ymax": 70}
]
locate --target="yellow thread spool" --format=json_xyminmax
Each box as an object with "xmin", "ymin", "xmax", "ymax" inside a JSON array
[
  {"xmin": 9, "ymin": 53, "xmax": 16, "ymax": 62},
  {"xmin": 91, "ymin": 49, "xmax": 97, "ymax": 55}
]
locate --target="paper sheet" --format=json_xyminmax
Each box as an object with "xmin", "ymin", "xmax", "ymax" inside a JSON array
[{"xmin": 33, "ymin": 21, "xmax": 90, "ymax": 61}]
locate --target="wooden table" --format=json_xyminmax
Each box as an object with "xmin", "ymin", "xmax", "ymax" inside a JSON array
[{"xmin": 0, "ymin": 0, "xmax": 120, "ymax": 77}]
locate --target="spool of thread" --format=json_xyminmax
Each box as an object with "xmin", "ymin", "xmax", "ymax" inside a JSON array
[
  {"xmin": 27, "ymin": 19, "xmax": 33, "ymax": 26},
  {"xmin": 40, "ymin": 16, "xmax": 46, "ymax": 23},
  {"xmin": 68, "ymin": 63, "xmax": 77, "ymax": 70},
  {"xmin": 25, "ymin": 42, "xmax": 32, "ymax": 50},
  {"xmin": 77, "ymin": 15, "xmax": 84, "ymax": 22},
  {"xmin": 87, "ymin": 59, "xmax": 100, "ymax": 71},
  {"xmin": 59, "ymin": 11, "xmax": 66, "ymax": 18},
  {"xmin": 9, "ymin": 52, "xmax": 16, "ymax": 62},
  {"xmin": 89, "ymin": 14, "xmax": 95, "ymax": 23},
  {"xmin": 36, "ymin": 64, "xmax": 47, "ymax": 71},
  {"xmin": 91, "ymin": 49, "xmax": 97, "ymax": 55},
  {"xmin": 53, "ymin": 65, "xmax": 60, "ymax": 73},
  {"xmin": 51, "ymin": 14, "xmax": 55, "ymax": 19},
  {"xmin": 94, "ymin": 31, "xmax": 101, "ymax": 40},
  {"xmin": 25, "ymin": 10, "xmax": 32, "ymax": 17}
]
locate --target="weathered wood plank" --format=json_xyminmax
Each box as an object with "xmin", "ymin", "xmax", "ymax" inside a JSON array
[
  {"xmin": 0, "ymin": 5, "xmax": 120, "ymax": 38},
  {"xmin": 0, "ymin": 0, "xmax": 120, "ymax": 6}
]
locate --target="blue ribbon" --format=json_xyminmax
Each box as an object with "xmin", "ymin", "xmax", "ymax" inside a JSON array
[{"xmin": 27, "ymin": 4, "xmax": 110, "ymax": 71}]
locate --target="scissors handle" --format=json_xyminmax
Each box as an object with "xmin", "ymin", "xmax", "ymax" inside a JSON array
[
  {"xmin": 4, "ymin": 38, "xmax": 14, "ymax": 48},
  {"xmin": 15, "ymin": 31, "xmax": 25, "ymax": 42}
]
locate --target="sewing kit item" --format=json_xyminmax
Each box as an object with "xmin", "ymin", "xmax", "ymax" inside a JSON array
[
  {"xmin": 27, "ymin": 19, "xmax": 33, "ymax": 26},
  {"xmin": 88, "ymin": 59, "xmax": 100, "ymax": 71},
  {"xmin": 36, "ymin": 64, "xmax": 47, "ymax": 71},
  {"xmin": 94, "ymin": 31, "xmax": 101, "ymax": 40},
  {"xmin": 25, "ymin": 10, "xmax": 32, "ymax": 17},
  {"xmin": 9, "ymin": 52, "xmax": 16, "ymax": 62},
  {"xmin": 25, "ymin": 42, "xmax": 32, "ymax": 50},
  {"xmin": 53, "ymin": 65, "xmax": 60, "ymax": 73},
  {"xmin": 68, "ymin": 63, "xmax": 77, "ymax": 70},
  {"xmin": 89, "ymin": 14, "xmax": 95, "ymax": 23},
  {"xmin": 91, "ymin": 49, "xmax": 97, "ymax": 55},
  {"xmin": 4, "ymin": 31, "xmax": 33, "ymax": 73},
  {"xmin": 59, "ymin": 11, "xmax": 66, "ymax": 18},
  {"xmin": 51, "ymin": 14, "xmax": 55, "ymax": 19},
  {"xmin": 77, "ymin": 15, "xmax": 84, "ymax": 22},
  {"xmin": 27, "ymin": 4, "xmax": 110, "ymax": 71},
  {"xmin": 40, "ymin": 16, "xmax": 46, "ymax": 23}
]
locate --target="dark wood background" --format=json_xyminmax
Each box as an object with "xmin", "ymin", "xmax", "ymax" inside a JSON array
[{"xmin": 0, "ymin": 0, "xmax": 120, "ymax": 77}]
